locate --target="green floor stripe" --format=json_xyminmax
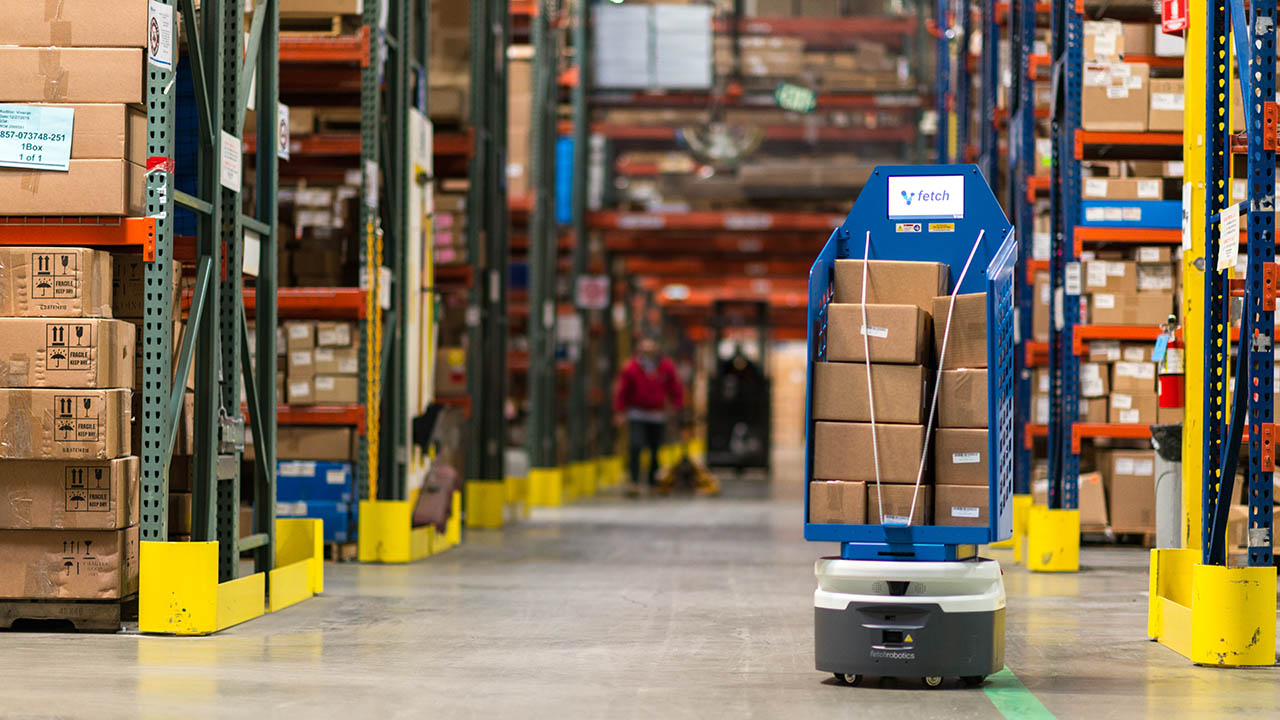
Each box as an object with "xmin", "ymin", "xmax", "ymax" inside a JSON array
[{"xmin": 983, "ymin": 667, "xmax": 1056, "ymax": 720}]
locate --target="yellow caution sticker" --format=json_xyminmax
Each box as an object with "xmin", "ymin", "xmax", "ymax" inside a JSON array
[
  {"xmin": 904, "ymin": 634, "xmax": 913, "ymax": 643},
  {"xmin": 929, "ymin": 222, "xmax": 956, "ymax": 232}
]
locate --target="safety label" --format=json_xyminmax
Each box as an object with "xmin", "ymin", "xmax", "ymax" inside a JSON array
[
  {"xmin": 54, "ymin": 395, "xmax": 100, "ymax": 443},
  {"xmin": 64, "ymin": 466, "xmax": 110, "ymax": 512},
  {"xmin": 31, "ymin": 252, "xmax": 81, "ymax": 300},
  {"xmin": 952, "ymin": 452, "xmax": 981, "ymax": 465},
  {"xmin": 860, "ymin": 325, "xmax": 888, "ymax": 339},
  {"xmin": 45, "ymin": 323, "xmax": 94, "ymax": 371},
  {"xmin": 950, "ymin": 506, "xmax": 980, "ymax": 518},
  {"xmin": 0, "ymin": 105, "xmax": 73, "ymax": 171}
]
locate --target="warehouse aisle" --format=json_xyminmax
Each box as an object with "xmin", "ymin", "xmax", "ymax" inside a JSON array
[{"xmin": 0, "ymin": 450, "xmax": 1277, "ymax": 719}]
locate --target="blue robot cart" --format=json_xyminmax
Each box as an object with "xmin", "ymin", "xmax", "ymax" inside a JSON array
[{"xmin": 803, "ymin": 164, "xmax": 1016, "ymax": 561}]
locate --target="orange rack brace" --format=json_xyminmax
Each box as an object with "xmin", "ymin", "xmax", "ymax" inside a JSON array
[{"xmin": 0, "ymin": 216, "xmax": 156, "ymax": 261}]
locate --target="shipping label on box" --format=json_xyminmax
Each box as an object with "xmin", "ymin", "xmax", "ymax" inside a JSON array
[
  {"xmin": 0, "ymin": 318, "xmax": 134, "ymax": 389},
  {"xmin": 0, "ymin": 457, "xmax": 138, "ymax": 530},
  {"xmin": 315, "ymin": 321, "xmax": 354, "ymax": 348},
  {"xmin": 825, "ymin": 304, "xmax": 932, "ymax": 364},
  {"xmin": 284, "ymin": 321, "xmax": 315, "ymax": 351},
  {"xmin": 1080, "ymin": 362, "xmax": 1109, "ymax": 398},
  {"xmin": 869, "ymin": 484, "xmax": 931, "ymax": 526},
  {"xmin": 0, "ymin": 247, "xmax": 113, "ymax": 318},
  {"xmin": 0, "ymin": 389, "xmax": 130, "ymax": 460},
  {"xmin": 935, "ymin": 428, "xmax": 989, "ymax": 486},
  {"xmin": 313, "ymin": 346, "xmax": 359, "ymax": 375},
  {"xmin": 1112, "ymin": 360, "xmax": 1156, "ymax": 393},
  {"xmin": 0, "ymin": 525, "xmax": 138, "ymax": 600},
  {"xmin": 314, "ymin": 374, "xmax": 359, "ymax": 404}
]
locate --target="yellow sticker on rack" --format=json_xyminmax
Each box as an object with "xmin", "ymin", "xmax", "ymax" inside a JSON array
[{"xmin": 929, "ymin": 222, "xmax": 956, "ymax": 232}]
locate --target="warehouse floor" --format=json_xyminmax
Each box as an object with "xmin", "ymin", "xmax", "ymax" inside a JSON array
[{"xmin": 1, "ymin": 450, "xmax": 1277, "ymax": 719}]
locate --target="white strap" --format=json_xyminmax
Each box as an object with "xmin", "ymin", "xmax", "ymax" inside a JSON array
[
  {"xmin": 860, "ymin": 231, "xmax": 886, "ymax": 523},
  {"xmin": 906, "ymin": 229, "xmax": 986, "ymax": 526}
]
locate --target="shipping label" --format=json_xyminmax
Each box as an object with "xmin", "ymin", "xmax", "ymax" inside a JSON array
[
  {"xmin": 0, "ymin": 105, "xmax": 73, "ymax": 171},
  {"xmin": 950, "ymin": 506, "xmax": 981, "ymax": 518}
]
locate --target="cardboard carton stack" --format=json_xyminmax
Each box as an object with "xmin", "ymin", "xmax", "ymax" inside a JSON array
[
  {"xmin": 0, "ymin": 2, "xmax": 147, "ymax": 216},
  {"xmin": 0, "ymin": 247, "xmax": 140, "ymax": 602},
  {"xmin": 1099, "ymin": 449, "xmax": 1157, "ymax": 534},
  {"xmin": 932, "ymin": 292, "xmax": 992, "ymax": 527},
  {"xmin": 809, "ymin": 260, "xmax": 948, "ymax": 526},
  {"xmin": 283, "ymin": 320, "xmax": 360, "ymax": 407}
]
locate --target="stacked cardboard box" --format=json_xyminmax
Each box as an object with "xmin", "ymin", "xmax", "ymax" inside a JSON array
[
  {"xmin": 0, "ymin": 247, "xmax": 139, "ymax": 601},
  {"xmin": 1099, "ymin": 449, "xmax": 1157, "ymax": 534},
  {"xmin": 276, "ymin": 460, "xmax": 357, "ymax": 543},
  {"xmin": 932, "ymin": 292, "xmax": 992, "ymax": 527},
  {"xmin": 0, "ymin": 2, "xmax": 147, "ymax": 216},
  {"xmin": 283, "ymin": 320, "xmax": 360, "ymax": 406},
  {"xmin": 809, "ymin": 260, "xmax": 948, "ymax": 526}
]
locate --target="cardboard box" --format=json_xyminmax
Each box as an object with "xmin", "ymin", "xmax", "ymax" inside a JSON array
[
  {"xmin": 1079, "ymin": 471, "xmax": 1108, "ymax": 529},
  {"xmin": 436, "ymin": 346, "xmax": 467, "ymax": 395},
  {"xmin": 0, "ymin": 0, "xmax": 149, "ymax": 47},
  {"xmin": 1109, "ymin": 391, "xmax": 1158, "ymax": 424},
  {"xmin": 286, "ymin": 376, "xmax": 315, "ymax": 405},
  {"xmin": 0, "ymin": 525, "xmax": 138, "ymax": 599},
  {"xmin": 812, "ymin": 362, "xmax": 927, "ymax": 424},
  {"xmin": 169, "ymin": 492, "xmax": 192, "ymax": 535},
  {"xmin": 1083, "ymin": 20, "xmax": 1124, "ymax": 61},
  {"xmin": 0, "ymin": 47, "xmax": 143, "ymax": 104},
  {"xmin": 315, "ymin": 321, "xmax": 354, "ymax": 348},
  {"xmin": 1112, "ymin": 361, "xmax": 1156, "ymax": 394},
  {"xmin": 30, "ymin": 104, "xmax": 147, "ymax": 163},
  {"xmin": 0, "ymin": 247, "xmax": 113, "ymax": 318},
  {"xmin": 0, "ymin": 159, "xmax": 145, "ymax": 216},
  {"xmin": 1089, "ymin": 292, "xmax": 1173, "ymax": 325},
  {"xmin": 1148, "ymin": 78, "xmax": 1184, "ymax": 132},
  {"xmin": 868, "ymin": 484, "xmax": 931, "ymax": 526},
  {"xmin": 280, "ymin": 0, "xmax": 364, "ymax": 16},
  {"xmin": 1082, "ymin": 177, "xmax": 1163, "ymax": 201},
  {"xmin": 813, "ymin": 421, "xmax": 926, "ymax": 484},
  {"xmin": 313, "ymin": 346, "xmax": 359, "ymax": 375},
  {"xmin": 1137, "ymin": 263, "xmax": 1174, "ymax": 292},
  {"xmin": 0, "ymin": 388, "xmax": 130, "ymax": 460},
  {"xmin": 1082, "ymin": 62, "xmax": 1149, "ymax": 132},
  {"xmin": 833, "ymin": 260, "xmax": 949, "ymax": 312},
  {"xmin": 287, "ymin": 349, "xmax": 315, "ymax": 378},
  {"xmin": 826, "ymin": 304, "xmax": 931, "ymax": 364},
  {"xmin": 278, "ymin": 426, "xmax": 354, "ymax": 462},
  {"xmin": 0, "ymin": 318, "xmax": 134, "ymax": 389},
  {"xmin": 0, "ymin": 456, "xmax": 138, "ymax": 530},
  {"xmin": 935, "ymin": 428, "xmax": 988, "ymax": 486},
  {"xmin": 808, "ymin": 480, "xmax": 867, "ymax": 524},
  {"xmin": 931, "ymin": 293, "xmax": 987, "ymax": 369},
  {"xmin": 1033, "ymin": 271, "xmax": 1050, "ymax": 341},
  {"xmin": 112, "ymin": 257, "xmax": 182, "ymax": 319},
  {"xmin": 1088, "ymin": 339, "xmax": 1122, "ymax": 362},
  {"xmin": 1157, "ymin": 406, "xmax": 1183, "ymax": 425},
  {"xmin": 284, "ymin": 321, "xmax": 315, "ymax": 352},
  {"xmin": 938, "ymin": 368, "xmax": 987, "ymax": 428},
  {"xmin": 1083, "ymin": 260, "xmax": 1138, "ymax": 294},
  {"xmin": 934, "ymin": 484, "xmax": 988, "ymax": 527},
  {"xmin": 1080, "ymin": 396, "xmax": 1109, "ymax": 423},
  {"xmin": 1079, "ymin": 362, "xmax": 1109, "ymax": 398},
  {"xmin": 314, "ymin": 374, "xmax": 359, "ymax": 404},
  {"xmin": 1121, "ymin": 22, "xmax": 1154, "ymax": 56},
  {"xmin": 1105, "ymin": 450, "xmax": 1156, "ymax": 532}
]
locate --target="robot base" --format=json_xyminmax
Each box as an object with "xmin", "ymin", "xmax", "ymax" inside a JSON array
[{"xmin": 815, "ymin": 557, "xmax": 1006, "ymax": 686}]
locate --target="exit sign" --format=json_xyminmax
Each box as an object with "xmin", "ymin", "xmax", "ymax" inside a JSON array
[{"xmin": 1161, "ymin": 0, "xmax": 1187, "ymax": 34}]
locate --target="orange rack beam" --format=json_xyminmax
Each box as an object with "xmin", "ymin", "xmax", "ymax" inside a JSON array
[
  {"xmin": 590, "ymin": 211, "xmax": 843, "ymax": 233},
  {"xmin": 187, "ymin": 287, "xmax": 368, "ymax": 319},
  {"xmin": 1073, "ymin": 422, "xmax": 1152, "ymax": 452},
  {"xmin": 1024, "ymin": 422, "xmax": 1048, "ymax": 450},
  {"xmin": 0, "ymin": 216, "xmax": 156, "ymax": 261},
  {"xmin": 1026, "ymin": 175, "xmax": 1050, "ymax": 204},
  {"xmin": 1025, "ymin": 340, "xmax": 1049, "ymax": 367},
  {"xmin": 279, "ymin": 28, "xmax": 370, "ymax": 65},
  {"xmin": 274, "ymin": 404, "xmax": 366, "ymax": 434},
  {"xmin": 1072, "ymin": 226, "xmax": 1180, "ymax": 254},
  {"xmin": 1026, "ymin": 259, "xmax": 1049, "ymax": 284},
  {"xmin": 1072, "ymin": 324, "xmax": 1163, "ymax": 355},
  {"xmin": 1074, "ymin": 129, "xmax": 1182, "ymax": 158}
]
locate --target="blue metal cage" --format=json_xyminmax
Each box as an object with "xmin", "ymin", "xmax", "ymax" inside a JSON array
[{"xmin": 802, "ymin": 165, "xmax": 1016, "ymax": 555}]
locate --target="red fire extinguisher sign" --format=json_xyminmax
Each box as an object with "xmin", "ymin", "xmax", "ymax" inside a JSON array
[{"xmin": 1162, "ymin": 0, "xmax": 1188, "ymax": 34}]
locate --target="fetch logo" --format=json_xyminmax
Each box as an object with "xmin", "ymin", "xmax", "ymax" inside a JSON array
[
  {"xmin": 903, "ymin": 189, "xmax": 951, "ymax": 205},
  {"xmin": 901, "ymin": 190, "xmax": 915, "ymax": 206},
  {"xmin": 888, "ymin": 175, "xmax": 965, "ymax": 219}
]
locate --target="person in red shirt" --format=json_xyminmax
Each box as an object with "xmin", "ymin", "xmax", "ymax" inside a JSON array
[{"xmin": 615, "ymin": 336, "xmax": 685, "ymax": 491}]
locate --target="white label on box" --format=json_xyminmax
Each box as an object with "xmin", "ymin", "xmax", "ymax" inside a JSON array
[
  {"xmin": 0, "ymin": 105, "xmax": 74, "ymax": 171},
  {"xmin": 1181, "ymin": 182, "xmax": 1194, "ymax": 250},
  {"xmin": 290, "ymin": 351, "xmax": 312, "ymax": 367},
  {"xmin": 1033, "ymin": 233, "xmax": 1051, "ymax": 259},
  {"xmin": 861, "ymin": 325, "xmax": 889, "ymax": 339},
  {"xmin": 1120, "ymin": 408, "xmax": 1140, "ymax": 424},
  {"xmin": 148, "ymin": 0, "xmax": 175, "ymax": 69},
  {"xmin": 1123, "ymin": 346, "xmax": 1147, "ymax": 362},
  {"xmin": 1081, "ymin": 374, "xmax": 1104, "ymax": 397},
  {"xmin": 314, "ymin": 348, "xmax": 335, "ymax": 363},
  {"xmin": 1092, "ymin": 340, "xmax": 1121, "ymax": 361},
  {"xmin": 1115, "ymin": 457, "xmax": 1136, "ymax": 475},
  {"xmin": 1137, "ymin": 180, "xmax": 1162, "ymax": 199},
  {"xmin": 1138, "ymin": 247, "xmax": 1162, "ymax": 263},
  {"xmin": 326, "ymin": 468, "xmax": 347, "ymax": 485},
  {"xmin": 316, "ymin": 376, "xmax": 336, "ymax": 391},
  {"xmin": 953, "ymin": 452, "xmax": 982, "ymax": 465},
  {"xmin": 1218, "ymin": 202, "xmax": 1241, "ymax": 271},
  {"xmin": 1087, "ymin": 263, "xmax": 1108, "ymax": 287},
  {"xmin": 1110, "ymin": 63, "xmax": 1132, "ymax": 78},
  {"xmin": 289, "ymin": 381, "xmax": 310, "ymax": 396},
  {"xmin": 1117, "ymin": 361, "xmax": 1156, "ymax": 379},
  {"xmin": 1122, "ymin": 207, "xmax": 1142, "ymax": 221},
  {"xmin": 1232, "ymin": 179, "xmax": 1247, "ymax": 203},
  {"xmin": 1035, "ymin": 397, "xmax": 1049, "ymax": 424},
  {"xmin": 242, "ymin": 229, "xmax": 261, "ymax": 277},
  {"xmin": 1065, "ymin": 262, "xmax": 1082, "ymax": 295},
  {"xmin": 277, "ymin": 501, "xmax": 307, "ymax": 516},
  {"xmin": 338, "ymin": 358, "xmax": 358, "ymax": 374},
  {"xmin": 1112, "ymin": 393, "xmax": 1133, "ymax": 409},
  {"xmin": 1106, "ymin": 86, "xmax": 1130, "ymax": 99},
  {"xmin": 951, "ymin": 506, "xmax": 981, "ymax": 519},
  {"xmin": 1085, "ymin": 207, "xmax": 1105, "ymax": 222},
  {"xmin": 1084, "ymin": 178, "xmax": 1108, "ymax": 197},
  {"xmin": 1126, "ymin": 75, "xmax": 1143, "ymax": 90},
  {"xmin": 1134, "ymin": 459, "xmax": 1154, "ymax": 476},
  {"xmin": 279, "ymin": 461, "xmax": 316, "ymax": 477},
  {"xmin": 1039, "ymin": 373, "xmax": 1050, "ymax": 392},
  {"xmin": 1082, "ymin": 363, "xmax": 1102, "ymax": 380},
  {"xmin": 1151, "ymin": 92, "xmax": 1184, "ymax": 111},
  {"xmin": 1084, "ymin": 67, "xmax": 1109, "ymax": 86},
  {"xmin": 1104, "ymin": 207, "xmax": 1124, "ymax": 221},
  {"xmin": 1053, "ymin": 287, "xmax": 1066, "ymax": 330},
  {"xmin": 289, "ymin": 324, "xmax": 311, "ymax": 340},
  {"xmin": 1093, "ymin": 35, "xmax": 1117, "ymax": 58},
  {"xmin": 1095, "ymin": 293, "xmax": 1116, "ymax": 309},
  {"xmin": 1040, "ymin": 282, "xmax": 1051, "ymax": 304},
  {"xmin": 882, "ymin": 514, "xmax": 911, "ymax": 525},
  {"xmin": 1106, "ymin": 261, "xmax": 1126, "ymax": 277},
  {"xmin": 220, "ymin": 130, "xmax": 242, "ymax": 190}
]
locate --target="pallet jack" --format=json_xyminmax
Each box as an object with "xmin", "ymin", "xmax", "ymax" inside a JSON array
[{"xmin": 803, "ymin": 166, "xmax": 1016, "ymax": 687}]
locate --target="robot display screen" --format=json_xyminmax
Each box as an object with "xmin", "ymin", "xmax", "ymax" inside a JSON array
[{"xmin": 886, "ymin": 174, "xmax": 966, "ymax": 220}]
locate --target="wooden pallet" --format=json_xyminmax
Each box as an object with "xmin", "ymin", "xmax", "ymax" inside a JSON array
[
  {"xmin": 325, "ymin": 541, "xmax": 358, "ymax": 563},
  {"xmin": 0, "ymin": 595, "xmax": 137, "ymax": 633}
]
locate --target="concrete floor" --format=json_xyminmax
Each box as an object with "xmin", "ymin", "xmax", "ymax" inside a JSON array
[{"xmin": 1, "ymin": 451, "xmax": 1277, "ymax": 719}]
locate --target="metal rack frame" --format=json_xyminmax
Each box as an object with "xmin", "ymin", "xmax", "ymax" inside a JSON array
[{"xmin": 1009, "ymin": 0, "xmax": 1037, "ymax": 496}]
